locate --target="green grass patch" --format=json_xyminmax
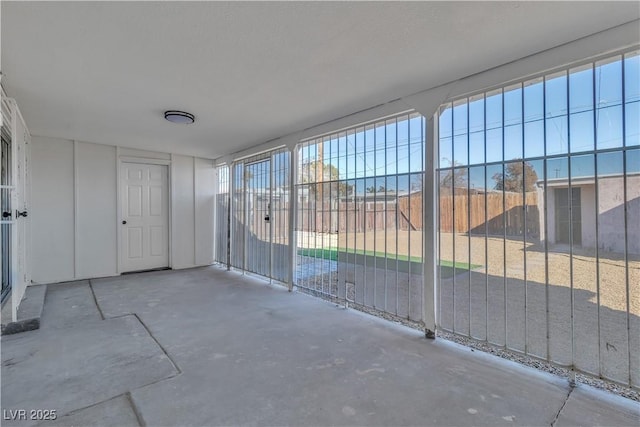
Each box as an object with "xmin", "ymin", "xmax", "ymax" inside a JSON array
[
  {"xmin": 297, "ymin": 247, "xmax": 481, "ymax": 275},
  {"xmin": 297, "ymin": 247, "xmax": 424, "ymax": 263},
  {"xmin": 297, "ymin": 248, "xmax": 340, "ymax": 261},
  {"xmin": 438, "ymin": 259, "xmax": 482, "ymax": 271}
]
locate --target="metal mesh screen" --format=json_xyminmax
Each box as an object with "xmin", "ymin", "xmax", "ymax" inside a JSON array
[{"xmin": 436, "ymin": 50, "xmax": 640, "ymax": 388}]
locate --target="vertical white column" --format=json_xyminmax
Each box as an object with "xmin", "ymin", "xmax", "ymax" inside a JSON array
[
  {"xmin": 287, "ymin": 147, "xmax": 298, "ymax": 291},
  {"xmin": 423, "ymin": 115, "xmax": 437, "ymax": 338},
  {"xmin": 212, "ymin": 164, "xmax": 219, "ymax": 264},
  {"xmin": 229, "ymin": 162, "xmax": 236, "ymax": 271},
  {"xmin": 73, "ymin": 140, "xmax": 78, "ymax": 279}
]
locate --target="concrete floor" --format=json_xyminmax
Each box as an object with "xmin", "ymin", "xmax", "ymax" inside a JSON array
[{"xmin": 1, "ymin": 267, "xmax": 638, "ymax": 427}]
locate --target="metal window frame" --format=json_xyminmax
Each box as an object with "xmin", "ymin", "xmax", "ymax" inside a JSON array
[{"xmin": 434, "ymin": 49, "xmax": 639, "ymax": 388}]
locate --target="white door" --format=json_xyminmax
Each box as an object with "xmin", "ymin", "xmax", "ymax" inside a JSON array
[{"xmin": 120, "ymin": 162, "xmax": 169, "ymax": 272}]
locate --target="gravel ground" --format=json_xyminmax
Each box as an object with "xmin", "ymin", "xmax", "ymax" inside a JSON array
[{"xmin": 436, "ymin": 330, "xmax": 640, "ymax": 402}]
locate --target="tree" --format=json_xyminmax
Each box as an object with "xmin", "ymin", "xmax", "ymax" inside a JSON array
[
  {"xmin": 492, "ymin": 161, "xmax": 539, "ymax": 192},
  {"xmin": 439, "ymin": 168, "xmax": 467, "ymax": 193},
  {"xmin": 301, "ymin": 160, "xmax": 338, "ymax": 183},
  {"xmin": 438, "ymin": 159, "xmax": 467, "ymax": 194},
  {"xmin": 301, "ymin": 160, "xmax": 353, "ymax": 198}
]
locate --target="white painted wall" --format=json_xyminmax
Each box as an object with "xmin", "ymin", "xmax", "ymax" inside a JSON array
[
  {"xmin": 30, "ymin": 137, "xmax": 215, "ymax": 284},
  {"xmin": 171, "ymin": 154, "xmax": 195, "ymax": 269},
  {"xmin": 31, "ymin": 137, "xmax": 75, "ymax": 283},
  {"xmin": 194, "ymin": 157, "xmax": 215, "ymax": 266},
  {"xmin": 76, "ymin": 141, "xmax": 117, "ymax": 278}
]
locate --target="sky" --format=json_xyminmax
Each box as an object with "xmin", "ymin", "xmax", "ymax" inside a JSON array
[{"xmin": 240, "ymin": 52, "xmax": 639, "ymax": 194}]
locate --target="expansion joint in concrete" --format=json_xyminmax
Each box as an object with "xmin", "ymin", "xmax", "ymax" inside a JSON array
[
  {"xmin": 86, "ymin": 282, "xmax": 181, "ymax": 376},
  {"xmin": 550, "ymin": 382, "xmax": 576, "ymax": 427},
  {"xmin": 126, "ymin": 391, "xmax": 147, "ymax": 427},
  {"xmin": 118, "ymin": 312, "xmax": 183, "ymax": 376},
  {"xmin": 88, "ymin": 279, "xmax": 105, "ymax": 320},
  {"xmin": 54, "ymin": 393, "xmax": 132, "ymax": 424}
]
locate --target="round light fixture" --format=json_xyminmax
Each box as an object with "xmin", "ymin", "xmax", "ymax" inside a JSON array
[{"xmin": 164, "ymin": 110, "xmax": 195, "ymax": 124}]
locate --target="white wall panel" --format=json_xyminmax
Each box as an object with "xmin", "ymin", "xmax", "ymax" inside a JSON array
[
  {"xmin": 31, "ymin": 136, "xmax": 74, "ymax": 283},
  {"xmin": 195, "ymin": 157, "xmax": 215, "ymax": 266},
  {"xmin": 171, "ymin": 154, "xmax": 195, "ymax": 269},
  {"xmin": 30, "ymin": 138, "xmax": 215, "ymax": 283},
  {"xmin": 76, "ymin": 141, "xmax": 117, "ymax": 278}
]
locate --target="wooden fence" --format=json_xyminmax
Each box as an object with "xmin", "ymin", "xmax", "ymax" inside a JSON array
[
  {"xmin": 244, "ymin": 191, "xmax": 541, "ymax": 238},
  {"xmin": 439, "ymin": 192, "xmax": 539, "ymax": 236},
  {"xmin": 296, "ymin": 193, "xmax": 423, "ymax": 234}
]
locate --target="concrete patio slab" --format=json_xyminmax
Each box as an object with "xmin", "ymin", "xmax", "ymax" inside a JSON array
[
  {"xmin": 37, "ymin": 395, "xmax": 140, "ymax": 427},
  {"xmin": 39, "ymin": 280, "xmax": 102, "ymax": 330},
  {"xmin": 554, "ymin": 386, "xmax": 640, "ymax": 427},
  {"xmin": 2, "ymin": 266, "xmax": 638, "ymax": 427},
  {"xmin": 1, "ymin": 315, "xmax": 177, "ymax": 427}
]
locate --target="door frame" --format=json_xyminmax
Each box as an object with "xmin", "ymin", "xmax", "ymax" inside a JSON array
[
  {"xmin": 1, "ymin": 97, "xmax": 31, "ymax": 321},
  {"xmin": 1, "ymin": 127, "xmax": 13, "ymax": 305},
  {"xmin": 116, "ymin": 153, "xmax": 172, "ymax": 274},
  {"xmin": 242, "ymin": 157, "xmax": 273, "ymax": 279}
]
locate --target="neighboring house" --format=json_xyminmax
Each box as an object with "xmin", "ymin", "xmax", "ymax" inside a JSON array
[{"xmin": 538, "ymin": 173, "xmax": 640, "ymax": 255}]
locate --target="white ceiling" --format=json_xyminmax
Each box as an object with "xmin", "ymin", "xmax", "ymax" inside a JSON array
[{"xmin": 2, "ymin": 2, "xmax": 639, "ymax": 159}]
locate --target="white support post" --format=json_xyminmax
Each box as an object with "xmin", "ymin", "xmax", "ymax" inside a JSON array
[
  {"xmin": 212, "ymin": 164, "xmax": 219, "ymax": 265},
  {"xmin": 287, "ymin": 147, "xmax": 298, "ymax": 292},
  {"xmin": 423, "ymin": 116, "xmax": 437, "ymax": 339},
  {"xmin": 228, "ymin": 162, "xmax": 236, "ymax": 271}
]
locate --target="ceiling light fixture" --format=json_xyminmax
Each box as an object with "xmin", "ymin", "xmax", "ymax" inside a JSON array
[{"xmin": 164, "ymin": 110, "xmax": 195, "ymax": 124}]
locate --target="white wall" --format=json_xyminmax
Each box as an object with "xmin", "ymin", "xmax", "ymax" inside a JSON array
[
  {"xmin": 76, "ymin": 142, "xmax": 117, "ymax": 278},
  {"xmin": 31, "ymin": 137, "xmax": 75, "ymax": 283},
  {"xmin": 169, "ymin": 155, "xmax": 216, "ymax": 268},
  {"xmin": 171, "ymin": 154, "xmax": 195, "ymax": 269},
  {"xmin": 194, "ymin": 157, "xmax": 215, "ymax": 266},
  {"xmin": 31, "ymin": 137, "xmax": 215, "ymax": 284}
]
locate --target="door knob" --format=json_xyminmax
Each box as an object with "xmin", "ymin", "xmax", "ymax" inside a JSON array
[
  {"xmin": 1, "ymin": 211, "xmax": 10, "ymax": 218},
  {"xmin": 16, "ymin": 210, "xmax": 27, "ymax": 218},
  {"xmin": 122, "ymin": 220, "xmax": 127, "ymax": 225}
]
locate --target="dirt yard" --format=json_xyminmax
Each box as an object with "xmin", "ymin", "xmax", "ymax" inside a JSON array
[
  {"xmin": 298, "ymin": 229, "xmax": 639, "ymax": 385},
  {"xmin": 438, "ymin": 232, "xmax": 640, "ymax": 316},
  {"xmin": 320, "ymin": 229, "xmax": 638, "ymax": 316}
]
